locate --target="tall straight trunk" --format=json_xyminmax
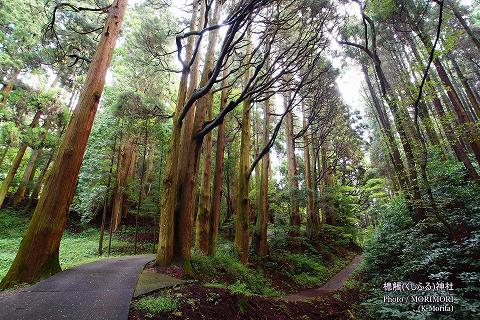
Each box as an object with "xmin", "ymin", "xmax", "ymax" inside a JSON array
[
  {"xmin": 134, "ymin": 121, "xmax": 148, "ymax": 254},
  {"xmin": 0, "ymin": 0, "xmax": 128, "ymax": 289},
  {"xmin": 362, "ymin": 64, "xmax": 409, "ymax": 191},
  {"xmin": 0, "ymin": 69, "xmax": 20, "ymax": 108},
  {"xmin": 12, "ymin": 149, "xmax": 42, "ymax": 206},
  {"xmin": 98, "ymin": 132, "xmax": 118, "ymax": 256},
  {"xmin": 370, "ymin": 54, "xmax": 426, "ymax": 222},
  {"xmin": 448, "ymin": 54, "xmax": 480, "ymax": 119},
  {"xmin": 451, "ymin": 4, "xmax": 480, "ymax": 51},
  {"xmin": 235, "ymin": 28, "xmax": 253, "ymax": 265},
  {"xmin": 156, "ymin": 0, "xmax": 199, "ymax": 266},
  {"xmin": 408, "ymin": 40, "xmax": 480, "ymax": 180},
  {"xmin": 195, "ymin": 93, "xmax": 214, "ymax": 254},
  {"xmin": 304, "ymin": 111, "xmax": 318, "ymax": 237},
  {"xmin": 283, "ymin": 93, "xmax": 301, "ymax": 235},
  {"xmin": 0, "ymin": 110, "xmax": 42, "ymax": 207},
  {"xmin": 173, "ymin": 0, "xmax": 218, "ymax": 271},
  {"xmin": 252, "ymin": 99, "xmax": 270, "ymax": 257},
  {"xmin": 207, "ymin": 63, "xmax": 229, "ymax": 256},
  {"xmin": 111, "ymin": 136, "xmax": 136, "ymax": 232}
]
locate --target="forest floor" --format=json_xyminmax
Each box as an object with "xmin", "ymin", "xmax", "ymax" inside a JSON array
[{"xmin": 129, "ymin": 238, "xmax": 365, "ymax": 319}]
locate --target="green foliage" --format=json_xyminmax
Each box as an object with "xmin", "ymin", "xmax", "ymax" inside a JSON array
[
  {"xmin": 0, "ymin": 208, "xmax": 150, "ymax": 281},
  {"xmin": 360, "ymin": 155, "xmax": 480, "ymax": 319},
  {"xmin": 134, "ymin": 294, "xmax": 179, "ymax": 316},
  {"xmin": 191, "ymin": 248, "xmax": 281, "ymax": 297},
  {"xmin": 288, "ymin": 253, "xmax": 329, "ymax": 286}
]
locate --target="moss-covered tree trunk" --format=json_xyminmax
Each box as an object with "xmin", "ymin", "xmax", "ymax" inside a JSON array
[{"xmin": 0, "ymin": 0, "xmax": 128, "ymax": 289}]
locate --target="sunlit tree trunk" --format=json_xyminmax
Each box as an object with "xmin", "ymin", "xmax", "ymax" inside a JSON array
[
  {"xmin": 156, "ymin": 0, "xmax": 199, "ymax": 267},
  {"xmin": 0, "ymin": 0, "xmax": 128, "ymax": 289}
]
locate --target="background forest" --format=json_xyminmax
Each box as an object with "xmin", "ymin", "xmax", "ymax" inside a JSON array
[{"xmin": 0, "ymin": 0, "xmax": 479, "ymax": 319}]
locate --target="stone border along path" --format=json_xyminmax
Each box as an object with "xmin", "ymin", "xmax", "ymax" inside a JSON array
[
  {"xmin": 0, "ymin": 255, "xmax": 154, "ymax": 320},
  {"xmin": 284, "ymin": 255, "xmax": 363, "ymax": 302}
]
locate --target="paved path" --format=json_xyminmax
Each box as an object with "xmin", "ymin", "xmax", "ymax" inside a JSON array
[
  {"xmin": 0, "ymin": 255, "xmax": 154, "ymax": 320},
  {"xmin": 284, "ymin": 255, "xmax": 362, "ymax": 302}
]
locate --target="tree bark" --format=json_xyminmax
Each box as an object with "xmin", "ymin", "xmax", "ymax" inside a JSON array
[
  {"xmin": 252, "ymin": 99, "xmax": 270, "ymax": 257},
  {"xmin": 207, "ymin": 63, "xmax": 229, "ymax": 256},
  {"xmin": 0, "ymin": 0, "xmax": 128, "ymax": 289},
  {"xmin": 156, "ymin": 0, "xmax": 199, "ymax": 267},
  {"xmin": 284, "ymin": 93, "xmax": 301, "ymax": 235},
  {"xmin": 235, "ymin": 28, "xmax": 253, "ymax": 265},
  {"xmin": 451, "ymin": 4, "xmax": 480, "ymax": 51}
]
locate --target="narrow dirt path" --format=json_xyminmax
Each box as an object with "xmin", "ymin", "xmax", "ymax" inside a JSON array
[
  {"xmin": 284, "ymin": 255, "xmax": 362, "ymax": 302},
  {"xmin": 0, "ymin": 255, "xmax": 154, "ymax": 320}
]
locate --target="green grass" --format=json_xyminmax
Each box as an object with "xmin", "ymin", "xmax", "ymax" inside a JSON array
[
  {"xmin": 134, "ymin": 294, "xmax": 179, "ymax": 315},
  {"xmin": 191, "ymin": 248, "xmax": 283, "ymax": 297},
  {"xmin": 0, "ymin": 208, "xmax": 145, "ymax": 280}
]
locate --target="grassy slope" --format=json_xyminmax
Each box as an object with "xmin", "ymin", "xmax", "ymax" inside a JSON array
[{"xmin": 0, "ymin": 208, "xmax": 147, "ymax": 280}]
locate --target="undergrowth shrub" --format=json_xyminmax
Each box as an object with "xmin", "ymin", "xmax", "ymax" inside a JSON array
[{"xmin": 361, "ymin": 155, "xmax": 480, "ymax": 319}]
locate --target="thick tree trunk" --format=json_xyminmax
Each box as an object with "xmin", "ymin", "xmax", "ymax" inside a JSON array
[
  {"xmin": 171, "ymin": 0, "xmax": 214, "ymax": 272},
  {"xmin": 235, "ymin": 29, "xmax": 253, "ymax": 264},
  {"xmin": 207, "ymin": 64, "xmax": 229, "ymax": 256},
  {"xmin": 156, "ymin": 0, "xmax": 199, "ymax": 267},
  {"xmin": 0, "ymin": 0, "xmax": 128, "ymax": 289},
  {"xmin": 111, "ymin": 136, "xmax": 137, "ymax": 232},
  {"xmin": 252, "ymin": 99, "xmax": 270, "ymax": 257},
  {"xmin": 195, "ymin": 95, "xmax": 214, "ymax": 254}
]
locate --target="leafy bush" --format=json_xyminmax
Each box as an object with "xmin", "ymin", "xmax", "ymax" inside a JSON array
[
  {"xmin": 134, "ymin": 294, "xmax": 179, "ymax": 315},
  {"xmin": 191, "ymin": 248, "xmax": 282, "ymax": 297},
  {"xmin": 360, "ymin": 155, "xmax": 480, "ymax": 319}
]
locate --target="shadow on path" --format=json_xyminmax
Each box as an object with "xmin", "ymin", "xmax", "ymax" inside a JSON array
[
  {"xmin": 0, "ymin": 255, "xmax": 154, "ymax": 320},
  {"xmin": 284, "ymin": 255, "xmax": 363, "ymax": 302}
]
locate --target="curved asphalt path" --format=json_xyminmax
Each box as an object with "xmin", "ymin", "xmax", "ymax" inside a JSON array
[
  {"xmin": 284, "ymin": 255, "xmax": 363, "ymax": 301},
  {"xmin": 0, "ymin": 255, "xmax": 154, "ymax": 320}
]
